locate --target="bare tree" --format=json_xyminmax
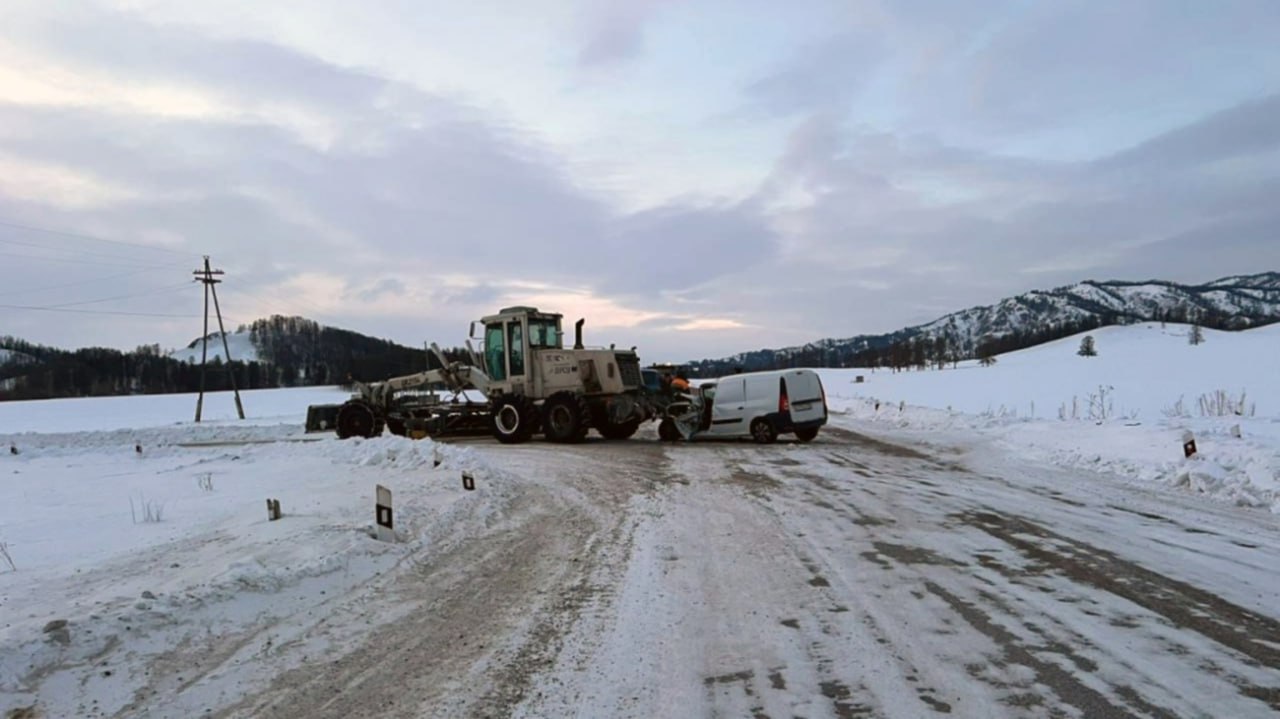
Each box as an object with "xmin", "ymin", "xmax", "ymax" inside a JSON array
[{"xmin": 1189, "ymin": 324, "xmax": 1204, "ymax": 345}]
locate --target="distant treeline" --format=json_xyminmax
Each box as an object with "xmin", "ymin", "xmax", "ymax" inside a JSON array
[{"xmin": 0, "ymin": 315, "xmax": 468, "ymax": 402}]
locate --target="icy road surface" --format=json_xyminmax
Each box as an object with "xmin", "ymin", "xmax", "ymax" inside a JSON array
[{"xmin": 5, "ymin": 424, "xmax": 1280, "ymax": 718}]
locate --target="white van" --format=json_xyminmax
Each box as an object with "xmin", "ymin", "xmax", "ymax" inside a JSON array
[{"xmin": 662, "ymin": 368, "xmax": 828, "ymax": 443}]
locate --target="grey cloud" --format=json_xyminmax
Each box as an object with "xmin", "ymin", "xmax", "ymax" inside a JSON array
[
  {"xmin": 354, "ymin": 278, "xmax": 408, "ymax": 303},
  {"xmin": 1098, "ymin": 93, "xmax": 1280, "ymax": 177},
  {"xmin": 706, "ymin": 89, "xmax": 1280, "ymax": 353},
  {"xmin": 1107, "ymin": 208, "xmax": 1280, "ymax": 284},
  {"xmin": 575, "ymin": 2, "xmax": 669, "ymax": 68},
  {"xmin": 14, "ymin": 7, "xmax": 390, "ymax": 114},
  {"xmin": 744, "ymin": 32, "xmax": 886, "ymax": 117},
  {"xmin": 0, "ymin": 14, "xmax": 781, "ymax": 351},
  {"xmin": 2, "ymin": 2, "xmax": 1275, "ymax": 361},
  {"xmin": 600, "ymin": 202, "xmax": 778, "ymax": 293},
  {"xmin": 931, "ymin": 1, "xmax": 1280, "ymax": 138}
]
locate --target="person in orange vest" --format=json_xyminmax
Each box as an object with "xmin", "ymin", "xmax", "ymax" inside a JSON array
[{"xmin": 670, "ymin": 371, "xmax": 691, "ymax": 392}]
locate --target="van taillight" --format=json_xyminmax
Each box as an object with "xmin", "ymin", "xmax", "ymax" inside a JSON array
[{"xmin": 779, "ymin": 378, "xmax": 789, "ymax": 413}]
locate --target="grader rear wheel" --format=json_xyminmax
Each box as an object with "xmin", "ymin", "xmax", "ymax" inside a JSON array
[
  {"xmin": 543, "ymin": 392, "xmax": 590, "ymax": 443},
  {"xmin": 335, "ymin": 400, "xmax": 383, "ymax": 439}
]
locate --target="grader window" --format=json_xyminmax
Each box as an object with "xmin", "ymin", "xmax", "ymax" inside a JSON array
[
  {"xmin": 485, "ymin": 324, "xmax": 506, "ymax": 380},
  {"xmin": 508, "ymin": 322, "xmax": 525, "ymax": 376},
  {"xmin": 528, "ymin": 319, "xmax": 560, "ymax": 348}
]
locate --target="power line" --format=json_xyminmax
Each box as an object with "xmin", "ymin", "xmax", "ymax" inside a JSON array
[
  {"xmin": 0, "ymin": 218, "xmax": 199, "ymax": 258},
  {"xmin": 0, "ymin": 249, "xmax": 182, "ymax": 270},
  {"xmin": 0, "ymin": 235, "xmax": 186, "ymax": 267},
  {"xmin": 0, "ymin": 265, "xmax": 174, "ymax": 298},
  {"xmin": 45, "ymin": 282, "xmax": 195, "ymax": 309},
  {"xmin": 0, "ymin": 302, "xmax": 200, "ymax": 318}
]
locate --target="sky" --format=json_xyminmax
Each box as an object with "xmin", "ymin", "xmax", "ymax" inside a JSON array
[{"xmin": 0, "ymin": 0, "xmax": 1278, "ymax": 363}]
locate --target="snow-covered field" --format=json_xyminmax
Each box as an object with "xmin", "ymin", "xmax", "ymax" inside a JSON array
[
  {"xmin": 821, "ymin": 323, "xmax": 1280, "ymax": 513},
  {"xmin": 2, "ymin": 388, "xmax": 519, "ymax": 717},
  {"xmin": 2, "ymin": 322, "xmax": 1279, "ymax": 717}
]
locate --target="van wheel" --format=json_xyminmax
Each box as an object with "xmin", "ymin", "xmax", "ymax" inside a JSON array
[
  {"xmin": 750, "ymin": 418, "xmax": 778, "ymax": 444},
  {"xmin": 794, "ymin": 427, "xmax": 819, "ymax": 442}
]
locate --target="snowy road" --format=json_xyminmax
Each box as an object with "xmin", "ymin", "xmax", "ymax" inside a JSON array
[
  {"xmin": 5, "ymin": 423, "xmax": 1280, "ymax": 718},
  {"xmin": 185, "ymin": 429, "xmax": 1280, "ymax": 716}
]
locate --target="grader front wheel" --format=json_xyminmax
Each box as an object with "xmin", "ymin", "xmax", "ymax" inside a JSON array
[{"xmin": 491, "ymin": 395, "xmax": 537, "ymax": 444}]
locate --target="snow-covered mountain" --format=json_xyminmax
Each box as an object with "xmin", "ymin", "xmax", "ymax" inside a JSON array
[{"xmin": 691, "ymin": 272, "xmax": 1280, "ymax": 374}]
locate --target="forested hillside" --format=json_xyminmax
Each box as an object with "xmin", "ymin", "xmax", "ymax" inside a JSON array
[{"xmin": 0, "ymin": 316, "xmax": 464, "ymax": 401}]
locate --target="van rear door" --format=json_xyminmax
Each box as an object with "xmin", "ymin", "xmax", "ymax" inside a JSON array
[{"xmin": 785, "ymin": 370, "xmax": 826, "ymax": 425}]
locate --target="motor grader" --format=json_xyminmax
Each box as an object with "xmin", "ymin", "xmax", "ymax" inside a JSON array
[{"xmin": 305, "ymin": 306, "xmax": 663, "ymax": 443}]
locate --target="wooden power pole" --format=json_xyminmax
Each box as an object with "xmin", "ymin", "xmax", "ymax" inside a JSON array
[{"xmin": 193, "ymin": 256, "xmax": 246, "ymax": 422}]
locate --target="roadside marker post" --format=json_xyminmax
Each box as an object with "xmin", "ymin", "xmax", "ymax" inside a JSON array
[
  {"xmin": 1182, "ymin": 431, "xmax": 1197, "ymax": 458},
  {"xmin": 462, "ymin": 471, "xmax": 475, "ymax": 491},
  {"xmin": 375, "ymin": 485, "xmax": 394, "ymax": 542}
]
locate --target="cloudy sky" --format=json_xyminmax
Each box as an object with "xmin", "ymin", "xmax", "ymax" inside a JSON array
[{"xmin": 1, "ymin": 0, "xmax": 1277, "ymax": 362}]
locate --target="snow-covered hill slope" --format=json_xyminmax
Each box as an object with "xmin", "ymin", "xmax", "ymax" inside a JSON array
[
  {"xmin": 826, "ymin": 322, "xmax": 1280, "ymax": 421},
  {"xmin": 169, "ymin": 329, "xmax": 259, "ymax": 364},
  {"xmin": 0, "ymin": 348, "xmax": 34, "ymax": 366},
  {"xmin": 822, "ymin": 322, "xmax": 1280, "ymax": 512}
]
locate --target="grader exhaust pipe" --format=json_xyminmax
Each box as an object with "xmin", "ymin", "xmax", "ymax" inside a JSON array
[{"xmin": 574, "ymin": 318, "xmax": 585, "ymax": 350}]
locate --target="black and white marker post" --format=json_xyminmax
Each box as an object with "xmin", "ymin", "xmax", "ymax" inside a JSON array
[{"xmin": 375, "ymin": 484, "xmax": 394, "ymax": 542}]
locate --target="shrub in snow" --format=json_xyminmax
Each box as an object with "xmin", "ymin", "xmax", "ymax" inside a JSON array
[
  {"xmin": 196, "ymin": 472, "xmax": 215, "ymax": 492},
  {"xmin": 1162, "ymin": 396, "xmax": 1190, "ymax": 419},
  {"xmin": 130, "ymin": 495, "xmax": 166, "ymax": 524},
  {"xmin": 1198, "ymin": 389, "xmax": 1255, "ymax": 417},
  {"xmin": 1087, "ymin": 385, "xmax": 1115, "ymax": 422},
  {"xmin": 0, "ymin": 541, "xmax": 15, "ymax": 572},
  {"xmin": 1059, "ymin": 396, "xmax": 1080, "ymax": 421},
  {"xmin": 1057, "ymin": 386, "xmax": 1123, "ymax": 422}
]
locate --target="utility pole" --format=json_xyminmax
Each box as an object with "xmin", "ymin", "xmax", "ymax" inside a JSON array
[{"xmin": 193, "ymin": 256, "xmax": 246, "ymax": 422}]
